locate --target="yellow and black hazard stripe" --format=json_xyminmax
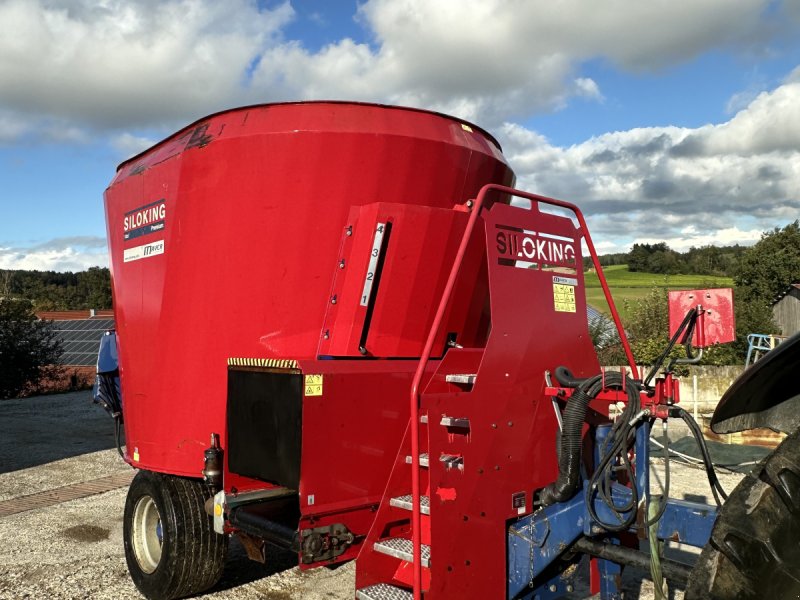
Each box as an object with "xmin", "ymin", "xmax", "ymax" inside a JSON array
[{"xmin": 227, "ymin": 357, "xmax": 299, "ymax": 369}]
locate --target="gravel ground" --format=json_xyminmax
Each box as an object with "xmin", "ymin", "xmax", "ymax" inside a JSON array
[{"xmin": 0, "ymin": 391, "xmax": 749, "ymax": 600}]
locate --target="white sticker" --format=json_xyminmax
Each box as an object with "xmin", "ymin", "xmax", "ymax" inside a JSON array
[
  {"xmin": 360, "ymin": 223, "xmax": 386, "ymax": 306},
  {"xmin": 308, "ymin": 494, "xmax": 315, "ymax": 506},
  {"xmin": 553, "ymin": 276, "xmax": 578, "ymax": 286},
  {"xmin": 124, "ymin": 239, "xmax": 165, "ymax": 263}
]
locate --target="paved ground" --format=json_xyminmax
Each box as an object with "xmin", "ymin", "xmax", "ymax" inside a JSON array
[{"xmin": 0, "ymin": 391, "xmax": 748, "ymax": 600}]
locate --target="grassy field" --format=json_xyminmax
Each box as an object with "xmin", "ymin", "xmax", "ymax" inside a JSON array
[{"xmin": 584, "ymin": 265, "xmax": 734, "ymax": 320}]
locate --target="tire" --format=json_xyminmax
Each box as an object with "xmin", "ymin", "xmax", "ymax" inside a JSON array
[
  {"xmin": 123, "ymin": 470, "xmax": 228, "ymax": 600},
  {"xmin": 685, "ymin": 428, "xmax": 800, "ymax": 599}
]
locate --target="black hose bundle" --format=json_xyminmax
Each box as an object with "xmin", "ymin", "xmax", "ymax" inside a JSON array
[
  {"xmin": 585, "ymin": 374, "xmax": 642, "ymax": 531},
  {"xmin": 540, "ymin": 368, "xmax": 639, "ymax": 508},
  {"xmin": 539, "ymin": 383, "xmax": 594, "ymax": 506},
  {"xmin": 674, "ymin": 406, "xmax": 728, "ymax": 506}
]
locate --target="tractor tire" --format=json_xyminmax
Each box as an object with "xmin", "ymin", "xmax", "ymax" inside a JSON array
[
  {"xmin": 685, "ymin": 428, "xmax": 800, "ymax": 599},
  {"xmin": 123, "ymin": 470, "xmax": 227, "ymax": 600}
]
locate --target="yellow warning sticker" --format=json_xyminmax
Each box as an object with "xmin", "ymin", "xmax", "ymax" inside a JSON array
[
  {"xmin": 304, "ymin": 374, "xmax": 323, "ymax": 396},
  {"xmin": 553, "ymin": 284, "xmax": 576, "ymax": 313}
]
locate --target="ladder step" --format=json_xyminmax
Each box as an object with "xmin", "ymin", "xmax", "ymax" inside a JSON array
[
  {"xmin": 374, "ymin": 537, "xmax": 431, "ymax": 567},
  {"xmin": 404, "ymin": 453, "xmax": 429, "ymax": 468},
  {"xmin": 440, "ymin": 453, "xmax": 464, "ymax": 470},
  {"xmin": 356, "ymin": 583, "xmax": 412, "ymax": 600},
  {"xmin": 440, "ymin": 416, "xmax": 470, "ymax": 429},
  {"xmin": 445, "ymin": 373, "xmax": 477, "ymax": 384},
  {"xmin": 390, "ymin": 494, "xmax": 430, "ymax": 515}
]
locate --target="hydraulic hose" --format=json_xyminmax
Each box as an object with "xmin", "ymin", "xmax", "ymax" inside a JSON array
[
  {"xmin": 539, "ymin": 380, "xmax": 596, "ymax": 506},
  {"xmin": 540, "ymin": 368, "xmax": 630, "ymax": 506}
]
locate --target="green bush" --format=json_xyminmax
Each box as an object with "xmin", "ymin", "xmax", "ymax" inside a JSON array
[{"xmin": 0, "ymin": 298, "xmax": 63, "ymax": 399}]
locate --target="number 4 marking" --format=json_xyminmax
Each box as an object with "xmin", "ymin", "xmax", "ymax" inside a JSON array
[{"xmin": 360, "ymin": 222, "xmax": 386, "ymax": 307}]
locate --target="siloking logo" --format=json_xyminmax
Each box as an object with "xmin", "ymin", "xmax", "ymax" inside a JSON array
[
  {"xmin": 123, "ymin": 200, "xmax": 166, "ymax": 241},
  {"xmin": 495, "ymin": 225, "xmax": 575, "ymax": 268}
]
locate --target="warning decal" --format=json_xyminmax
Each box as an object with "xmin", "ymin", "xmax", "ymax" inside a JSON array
[
  {"xmin": 553, "ymin": 284, "xmax": 576, "ymax": 313},
  {"xmin": 304, "ymin": 374, "xmax": 323, "ymax": 396}
]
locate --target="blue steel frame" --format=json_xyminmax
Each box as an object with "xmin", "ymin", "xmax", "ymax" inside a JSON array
[{"xmin": 508, "ymin": 421, "xmax": 718, "ymax": 599}]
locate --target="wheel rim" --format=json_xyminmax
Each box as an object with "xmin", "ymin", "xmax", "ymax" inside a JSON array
[{"xmin": 131, "ymin": 494, "xmax": 163, "ymax": 574}]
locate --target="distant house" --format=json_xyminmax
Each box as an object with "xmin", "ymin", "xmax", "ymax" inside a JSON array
[
  {"xmin": 36, "ymin": 309, "xmax": 115, "ymax": 390},
  {"xmin": 773, "ymin": 284, "xmax": 800, "ymax": 337}
]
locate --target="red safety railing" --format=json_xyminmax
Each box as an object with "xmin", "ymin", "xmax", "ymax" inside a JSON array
[{"xmin": 407, "ymin": 184, "xmax": 638, "ymax": 598}]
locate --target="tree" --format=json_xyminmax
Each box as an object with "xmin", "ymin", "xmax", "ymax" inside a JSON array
[
  {"xmin": 730, "ymin": 220, "xmax": 800, "ymax": 352},
  {"xmin": 597, "ymin": 284, "xmax": 740, "ymax": 367},
  {"xmin": 0, "ymin": 298, "xmax": 63, "ymax": 399},
  {"xmin": 77, "ymin": 267, "xmax": 112, "ymax": 309},
  {"xmin": 735, "ymin": 221, "xmax": 800, "ymax": 308}
]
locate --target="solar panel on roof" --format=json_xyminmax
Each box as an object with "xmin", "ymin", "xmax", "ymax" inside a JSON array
[
  {"xmin": 48, "ymin": 318, "xmax": 115, "ymax": 367},
  {"xmin": 586, "ymin": 306, "xmax": 620, "ymax": 348}
]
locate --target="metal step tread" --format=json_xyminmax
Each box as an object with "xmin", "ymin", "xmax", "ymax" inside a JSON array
[
  {"xmin": 445, "ymin": 373, "xmax": 477, "ymax": 384},
  {"xmin": 440, "ymin": 415, "xmax": 470, "ymax": 428},
  {"xmin": 404, "ymin": 453, "xmax": 429, "ymax": 468},
  {"xmin": 374, "ymin": 537, "xmax": 431, "ymax": 567},
  {"xmin": 356, "ymin": 583, "xmax": 412, "ymax": 600},
  {"xmin": 390, "ymin": 494, "xmax": 430, "ymax": 515}
]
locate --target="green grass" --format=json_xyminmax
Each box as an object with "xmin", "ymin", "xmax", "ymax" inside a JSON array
[{"xmin": 584, "ymin": 265, "xmax": 733, "ymax": 320}]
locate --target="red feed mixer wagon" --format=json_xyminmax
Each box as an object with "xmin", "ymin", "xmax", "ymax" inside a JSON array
[{"xmin": 96, "ymin": 102, "xmax": 800, "ymax": 600}]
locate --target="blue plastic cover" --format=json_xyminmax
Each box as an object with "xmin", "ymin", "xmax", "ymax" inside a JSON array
[{"xmin": 96, "ymin": 330, "xmax": 119, "ymax": 374}]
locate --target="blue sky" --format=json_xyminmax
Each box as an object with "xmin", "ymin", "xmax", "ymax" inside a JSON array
[{"xmin": 1, "ymin": 0, "xmax": 799, "ymax": 271}]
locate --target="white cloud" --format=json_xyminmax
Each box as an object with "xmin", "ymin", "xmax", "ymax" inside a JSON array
[
  {"xmin": 0, "ymin": 237, "xmax": 108, "ymax": 271},
  {"xmin": 0, "ymin": 111, "xmax": 29, "ymax": 143},
  {"xmin": 693, "ymin": 82, "xmax": 800, "ymax": 155},
  {"xmin": 0, "ymin": 0, "xmax": 791, "ymax": 136},
  {"xmin": 111, "ymin": 132, "xmax": 156, "ymax": 159},
  {"xmin": 498, "ymin": 77, "xmax": 800, "ymax": 252},
  {"xmin": 0, "ymin": 0, "xmax": 294, "ymax": 132},
  {"xmin": 631, "ymin": 226, "xmax": 764, "ymax": 252},
  {"xmin": 249, "ymin": 0, "xmax": 785, "ymax": 126},
  {"xmin": 0, "ymin": 0, "xmax": 798, "ymax": 269}
]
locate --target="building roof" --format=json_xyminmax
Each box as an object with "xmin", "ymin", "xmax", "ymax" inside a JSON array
[
  {"xmin": 41, "ymin": 314, "xmax": 115, "ymax": 367},
  {"xmin": 36, "ymin": 309, "xmax": 114, "ymax": 321},
  {"xmin": 772, "ymin": 283, "xmax": 800, "ymax": 305},
  {"xmin": 587, "ymin": 305, "xmax": 620, "ymax": 348}
]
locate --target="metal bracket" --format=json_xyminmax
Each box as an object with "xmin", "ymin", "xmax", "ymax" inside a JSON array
[{"xmin": 300, "ymin": 523, "xmax": 356, "ymax": 564}]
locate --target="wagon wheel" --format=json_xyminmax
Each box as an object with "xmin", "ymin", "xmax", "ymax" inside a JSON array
[
  {"xmin": 123, "ymin": 470, "xmax": 228, "ymax": 600},
  {"xmin": 685, "ymin": 427, "xmax": 800, "ymax": 599}
]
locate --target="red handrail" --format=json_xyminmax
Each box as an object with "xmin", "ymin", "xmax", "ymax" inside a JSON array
[{"xmin": 407, "ymin": 184, "xmax": 638, "ymax": 598}]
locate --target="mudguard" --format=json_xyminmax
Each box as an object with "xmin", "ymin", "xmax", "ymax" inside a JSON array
[{"xmin": 711, "ymin": 331, "xmax": 800, "ymax": 434}]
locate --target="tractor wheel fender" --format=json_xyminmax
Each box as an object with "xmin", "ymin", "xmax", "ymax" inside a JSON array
[{"xmin": 711, "ymin": 331, "xmax": 800, "ymax": 435}]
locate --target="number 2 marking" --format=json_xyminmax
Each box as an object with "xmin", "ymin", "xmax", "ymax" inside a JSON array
[{"xmin": 360, "ymin": 222, "xmax": 386, "ymax": 306}]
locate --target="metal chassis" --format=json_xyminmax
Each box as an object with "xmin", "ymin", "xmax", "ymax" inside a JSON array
[{"xmin": 507, "ymin": 421, "xmax": 718, "ymax": 599}]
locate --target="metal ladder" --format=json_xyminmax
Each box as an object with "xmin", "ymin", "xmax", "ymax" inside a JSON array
[{"xmin": 355, "ymin": 183, "xmax": 634, "ymax": 599}]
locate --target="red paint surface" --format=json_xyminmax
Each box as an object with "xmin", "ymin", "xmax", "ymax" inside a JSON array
[
  {"xmin": 668, "ymin": 288, "xmax": 735, "ymax": 347},
  {"xmin": 434, "ymin": 487, "xmax": 457, "ymax": 501},
  {"xmin": 105, "ymin": 102, "xmax": 512, "ymax": 478},
  {"xmin": 355, "ymin": 187, "xmax": 621, "ymax": 598}
]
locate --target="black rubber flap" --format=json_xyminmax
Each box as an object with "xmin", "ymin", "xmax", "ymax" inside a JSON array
[
  {"xmin": 227, "ymin": 369, "xmax": 303, "ymax": 489},
  {"xmin": 712, "ymin": 331, "xmax": 800, "ymax": 434}
]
